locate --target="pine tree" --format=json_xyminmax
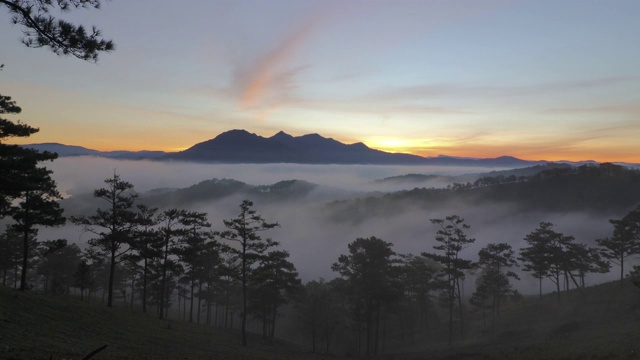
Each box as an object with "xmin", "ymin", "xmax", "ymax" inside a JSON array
[
  {"xmin": 217, "ymin": 200, "xmax": 278, "ymax": 346},
  {"xmin": 1, "ymin": 0, "xmax": 114, "ymax": 62},
  {"xmin": 422, "ymin": 215, "xmax": 475, "ymax": 345},
  {"xmin": 70, "ymin": 173, "xmax": 138, "ymax": 307}
]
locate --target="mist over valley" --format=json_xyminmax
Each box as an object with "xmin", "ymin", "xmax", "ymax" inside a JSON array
[{"xmin": 42, "ymin": 156, "xmax": 640, "ymax": 294}]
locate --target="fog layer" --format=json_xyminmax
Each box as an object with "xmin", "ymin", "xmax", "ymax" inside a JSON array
[{"xmin": 43, "ymin": 157, "xmax": 634, "ymax": 295}]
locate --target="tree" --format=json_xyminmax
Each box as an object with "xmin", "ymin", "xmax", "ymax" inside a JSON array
[
  {"xmin": 217, "ymin": 200, "xmax": 278, "ymax": 346},
  {"xmin": 174, "ymin": 211, "xmax": 211, "ymax": 323},
  {"xmin": 155, "ymin": 208, "xmax": 190, "ymax": 319},
  {"xmin": 519, "ymin": 222, "xmax": 589, "ymax": 301},
  {"xmin": 74, "ymin": 259, "xmax": 94, "ymax": 301},
  {"xmin": 422, "ymin": 215, "xmax": 475, "ymax": 346},
  {"xmin": 297, "ymin": 279, "xmax": 336, "ymax": 354},
  {"xmin": 7, "ymin": 165, "xmax": 65, "ymax": 291},
  {"xmin": 1, "ymin": 0, "xmax": 114, "ymax": 62},
  {"xmin": 71, "ymin": 173, "xmax": 138, "ymax": 307},
  {"xmin": 563, "ymin": 242, "xmax": 609, "ymax": 288},
  {"xmin": 332, "ymin": 236, "xmax": 400, "ymax": 356},
  {"xmin": 37, "ymin": 239, "xmax": 81, "ymax": 295},
  {"xmin": 250, "ymin": 250, "xmax": 300, "ymax": 340},
  {"xmin": 0, "ymin": 96, "xmax": 58, "ymax": 215},
  {"xmin": 397, "ymin": 254, "xmax": 439, "ymax": 345},
  {"xmin": 597, "ymin": 205, "xmax": 640, "ymax": 286},
  {"xmin": 154, "ymin": 208, "xmax": 209, "ymax": 319},
  {"xmin": 126, "ymin": 204, "xmax": 161, "ymax": 313},
  {"xmin": 0, "ymin": 226, "xmax": 23, "ymax": 287},
  {"xmin": 475, "ymin": 243, "xmax": 519, "ymax": 323}
]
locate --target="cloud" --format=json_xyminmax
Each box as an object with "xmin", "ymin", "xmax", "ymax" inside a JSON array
[
  {"xmin": 237, "ymin": 12, "xmax": 326, "ymax": 111},
  {"xmin": 543, "ymin": 105, "xmax": 640, "ymax": 115},
  {"xmin": 365, "ymin": 77, "xmax": 637, "ymax": 103}
]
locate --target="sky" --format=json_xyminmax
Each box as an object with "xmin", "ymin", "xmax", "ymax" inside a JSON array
[{"xmin": 1, "ymin": 0, "xmax": 640, "ymax": 162}]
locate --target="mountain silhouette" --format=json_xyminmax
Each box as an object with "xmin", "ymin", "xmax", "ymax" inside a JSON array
[
  {"xmin": 20, "ymin": 129, "xmax": 596, "ymax": 167},
  {"xmin": 174, "ymin": 129, "xmax": 465, "ymax": 165}
]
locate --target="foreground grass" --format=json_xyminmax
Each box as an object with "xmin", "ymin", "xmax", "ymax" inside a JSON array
[
  {"xmin": 0, "ymin": 286, "xmax": 329, "ymax": 360},
  {"xmin": 2, "ymin": 280, "xmax": 640, "ymax": 359},
  {"xmin": 381, "ymin": 280, "xmax": 640, "ymax": 360}
]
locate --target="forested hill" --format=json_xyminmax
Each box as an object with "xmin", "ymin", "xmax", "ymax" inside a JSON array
[
  {"xmin": 327, "ymin": 163, "xmax": 640, "ymax": 223},
  {"xmin": 140, "ymin": 178, "xmax": 322, "ymax": 208}
]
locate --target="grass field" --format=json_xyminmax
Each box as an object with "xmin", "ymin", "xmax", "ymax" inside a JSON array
[
  {"xmin": 0, "ymin": 286, "xmax": 336, "ymax": 360},
  {"xmin": 2, "ymin": 280, "xmax": 640, "ymax": 359}
]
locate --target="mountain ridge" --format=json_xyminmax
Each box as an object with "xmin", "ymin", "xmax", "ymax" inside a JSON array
[{"xmin": 18, "ymin": 129, "xmax": 635, "ymax": 167}]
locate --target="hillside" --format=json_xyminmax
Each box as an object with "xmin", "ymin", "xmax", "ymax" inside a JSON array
[
  {"xmin": 2, "ymin": 280, "xmax": 640, "ymax": 359},
  {"xmin": 0, "ymin": 286, "xmax": 332, "ymax": 360},
  {"xmin": 379, "ymin": 279, "xmax": 640, "ymax": 360},
  {"xmin": 328, "ymin": 163, "xmax": 640, "ymax": 224}
]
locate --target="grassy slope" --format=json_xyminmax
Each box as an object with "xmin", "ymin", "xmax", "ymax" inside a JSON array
[
  {"xmin": 2, "ymin": 281, "xmax": 640, "ymax": 360},
  {"xmin": 0, "ymin": 286, "xmax": 331, "ymax": 360},
  {"xmin": 384, "ymin": 279, "xmax": 640, "ymax": 360}
]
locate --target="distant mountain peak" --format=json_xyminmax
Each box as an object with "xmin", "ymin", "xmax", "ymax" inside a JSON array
[
  {"xmin": 24, "ymin": 129, "xmax": 623, "ymax": 167},
  {"xmin": 271, "ymin": 131, "xmax": 294, "ymax": 141}
]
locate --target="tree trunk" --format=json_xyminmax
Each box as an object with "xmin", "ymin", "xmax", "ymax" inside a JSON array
[
  {"xmin": 159, "ymin": 235, "xmax": 170, "ymax": 319},
  {"xmin": 311, "ymin": 316, "xmax": 316, "ymax": 353},
  {"xmin": 189, "ymin": 278, "xmax": 195, "ymax": 323},
  {"xmin": 19, "ymin": 225, "xmax": 30, "ymax": 291},
  {"xmin": 539, "ymin": 276, "xmax": 542, "ymax": 297},
  {"xmin": 197, "ymin": 281, "xmax": 203, "ymax": 324},
  {"xmin": 457, "ymin": 278, "xmax": 464, "ymax": 341},
  {"xmin": 142, "ymin": 259, "xmax": 148, "ymax": 313},
  {"xmin": 366, "ymin": 296, "xmax": 372, "ymax": 355},
  {"xmin": 130, "ymin": 276, "xmax": 135, "ymax": 310},
  {"xmin": 324, "ymin": 306, "xmax": 330, "ymax": 354},
  {"xmin": 374, "ymin": 301, "xmax": 380, "ymax": 355},
  {"xmin": 107, "ymin": 247, "xmax": 116, "ymax": 307},
  {"xmin": 270, "ymin": 302, "xmax": 278, "ymax": 340},
  {"xmin": 241, "ymin": 240, "xmax": 247, "ymax": 346},
  {"xmin": 14, "ymin": 264, "xmax": 19, "ymax": 289}
]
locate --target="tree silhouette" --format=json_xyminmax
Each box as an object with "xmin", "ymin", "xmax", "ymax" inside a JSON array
[
  {"xmin": 1, "ymin": 0, "xmax": 114, "ymax": 62},
  {"xmin": 74, "ymin": 259, "xmax": 94, "ymax": 301},
  {"xmin": 71, "ymin": 173, "xmax": 137, "ymax": 307},
  {"xmin": 597, "ymin": 205, "xmax": 640, "ymax": 286},
  {"xmin": 0, "ymin": 94, "xmax": 59, "ymax": 217},
  {"xmin": 332, "ymin": 236, "xmax": 400, "ymax": 356},
  {"xmin": 0, "ymin": 226, "xmax": 25, "ymax": 287},
  {"xmin": 37, "ymin": 239, "xmax": 81, "ymax": 295},
  {"xmin": 519, "ymin": 222, "xmax": 591, "ymax": 301},
  {"xmin": 398, "ymin": 254, "xmax": 439, "ymax": 345},
  {"xmin": 155, "ymin": 208, "xmax": 190, "ymax": 319},
  {"xmin": 217, "ymin": 200, "xmax": 278, "ymax": 346},
  {"xmin": 422, "ymin": 215, "xmax": 475, "ymax": 346},
  {"xmin": 250, "ymin": 250, "xmax": 300, "ymax": 340},
  {"xmin": 476, "ymin": 243, "xmax": 519, "ymax": 318},
  {"xmin": 126, "ymin": 204, "xmax": 161, "ymax": 313},
  {"xmin": 6, "ymin": 162, "xmax": 65, "ymax": 291},
  {"xmin": 471, "ymin": 243, "xmax": 519, "ymax": 333},
  {"xmin": 174, "ymin": 211, "xmax": 211, "ymax": 323}
]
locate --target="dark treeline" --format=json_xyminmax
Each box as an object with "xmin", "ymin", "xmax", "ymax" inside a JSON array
[{"xmin": 328, "ymin": 163, "xmax": 640, "ymax": 224}]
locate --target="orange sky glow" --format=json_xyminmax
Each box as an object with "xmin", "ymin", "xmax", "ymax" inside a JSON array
[{"xmin": 2, "ymin": 1, "xmax": 639, "ymax": 165}]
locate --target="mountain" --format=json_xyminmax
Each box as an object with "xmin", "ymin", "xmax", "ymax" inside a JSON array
[
  {"xmin": 21, "ymin": 143, "xmax": 167, "ymax": 160},
  {"xmin": 171, "ymin": 130, "xmax": 543, "ymax": 166},
  {"xmin": 171, "ymin": 129, "xmax": 426, "ymax": 164},
  {"xmin": 20, "ymin": 129, "xmax": 633, "ymax": 166}
]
